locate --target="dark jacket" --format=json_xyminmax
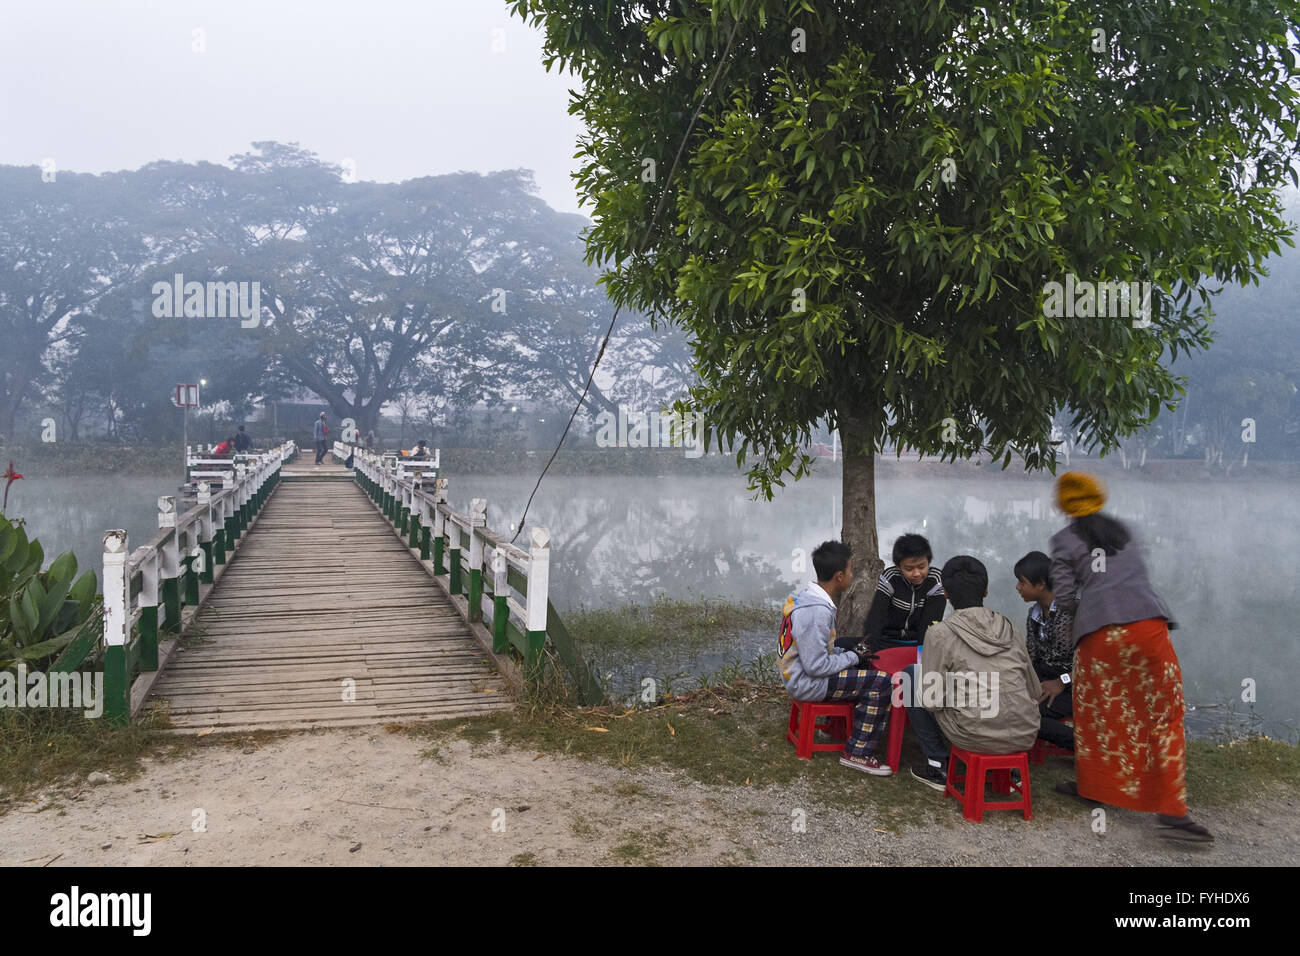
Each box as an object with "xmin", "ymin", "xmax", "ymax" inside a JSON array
[
  {"xmin": 836, "ymin": 566, "xmax": 946, "ymax": 654},
  {"xmin": 1024, "ymin": 601, "xmax": 1075, "ymax": 680},
  {"xmin": 234, "ymin": 431, "xmax": 251, "ymax": 452},
  {"xmin": 1049, "ymin": 523, "xmax": 1175, "ymax": 644}
]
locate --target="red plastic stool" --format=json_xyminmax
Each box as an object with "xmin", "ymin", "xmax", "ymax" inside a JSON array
[
  {"xmin": 871, "ymin": 646, "xmax": 920, "ymax": 774},
  {"xmin": 786, "ymin": 700, "xmax": 856, "ymax": 760},
  {"xmin": 885, "ymin": 674, "xmax": 909, "ymax": 772},
  {"xmin": 945, "ymin": 747, "xmax": 1033, "ymax": 822},
  {"xmin": 1028, "ymin": 718, "xmax": 1074, "ymax": 765}
]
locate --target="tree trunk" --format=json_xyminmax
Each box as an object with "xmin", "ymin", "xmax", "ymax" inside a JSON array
[{"xmin": 835, "ymin": 407, "xmax": 884, "ymax": 639}]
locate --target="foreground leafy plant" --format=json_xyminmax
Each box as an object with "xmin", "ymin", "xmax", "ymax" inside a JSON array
[{"xmin": 0, "ymin": 515, "xmax": 100, "ymax": 671}]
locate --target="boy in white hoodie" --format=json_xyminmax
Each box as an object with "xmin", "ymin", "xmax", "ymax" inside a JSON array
[{"xmin": 779, "ymin": 541, "xmax": 893, "ymax": 775}]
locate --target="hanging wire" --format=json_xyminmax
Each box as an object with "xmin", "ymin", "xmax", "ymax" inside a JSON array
[{"xmin": 509, "ymin": 0, "xmax": 752, "ymax": 542}]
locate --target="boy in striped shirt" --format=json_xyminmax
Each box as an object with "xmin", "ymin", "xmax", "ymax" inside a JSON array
[{"xmin": 836, "ymin": 534, "xmax": 946, "ymax": 658}]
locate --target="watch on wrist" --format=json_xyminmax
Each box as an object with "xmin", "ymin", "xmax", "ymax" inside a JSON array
[{"xmin": 1059, "ymin": 673, "xmax": 1071, "ymax": 685}]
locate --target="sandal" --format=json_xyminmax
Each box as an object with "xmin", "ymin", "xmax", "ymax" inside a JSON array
[{"xmin": 1156, "ymin": 816, "xmax": 1214, "ymax": 843}]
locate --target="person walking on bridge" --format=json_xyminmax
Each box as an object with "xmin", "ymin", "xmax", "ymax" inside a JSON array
[{"xmin": 313, "ymin": 412, "xmax": 329, "ymax": 466}]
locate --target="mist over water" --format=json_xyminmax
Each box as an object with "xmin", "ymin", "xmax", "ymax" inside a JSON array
[
  {"xmin": 449, "ymin": 472, "xmax": 1299, "ymax": 741},
  {"xmin": 15, "ymin": 471, "xmax": 1295, "ymax": 740}
]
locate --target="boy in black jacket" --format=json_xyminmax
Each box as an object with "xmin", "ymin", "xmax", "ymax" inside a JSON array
[{"xmin": 836, "ymin": 534, "xmax": 946, "ymax": 656}]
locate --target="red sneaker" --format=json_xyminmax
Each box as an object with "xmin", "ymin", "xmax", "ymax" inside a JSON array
[{"xmin": 839, "ymin": 754, "xmax": 892, "ymax": 776}]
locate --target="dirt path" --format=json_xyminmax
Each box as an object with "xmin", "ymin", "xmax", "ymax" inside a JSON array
[{"xmin": 2, "ymin": 728, "xmax": 1296, "ymax": 866}]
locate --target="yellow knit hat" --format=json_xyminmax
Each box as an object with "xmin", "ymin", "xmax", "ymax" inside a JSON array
[{"xmin": 1056, "ymin": 471, "xmax": 1106, "ymax": 517}]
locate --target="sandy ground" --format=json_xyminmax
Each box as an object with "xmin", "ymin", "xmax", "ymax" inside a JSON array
[{"xmin": 2, "ymin": 728, "xmax": 1297, "ymax": 866}]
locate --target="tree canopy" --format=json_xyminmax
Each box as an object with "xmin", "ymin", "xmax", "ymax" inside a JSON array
[{"xmin": 511, "ymin": 0, "xmax": 1300, "ymax": 622}]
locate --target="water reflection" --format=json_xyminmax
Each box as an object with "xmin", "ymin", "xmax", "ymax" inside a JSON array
[
  {"xmin": 11, "ymin": 471, "xmax": 1294, "ymax": 740},
  {"xmin": 450, "ymin": 474, "xmax": 1299, "ymax": 740}
]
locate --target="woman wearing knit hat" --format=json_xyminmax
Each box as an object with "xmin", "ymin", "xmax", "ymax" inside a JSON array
[{"xmin": 1047, "ymin": 472, "xmax": 1212, "ymax": 842}]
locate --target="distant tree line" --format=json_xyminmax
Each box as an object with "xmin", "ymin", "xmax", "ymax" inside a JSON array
[
  {"xmin": 0, "ymin": 142, "xmax": 693, "ymax": 447},
  {"xmin": 1, "ymin": 143, "xmax": 1297, "ymax": 461}
]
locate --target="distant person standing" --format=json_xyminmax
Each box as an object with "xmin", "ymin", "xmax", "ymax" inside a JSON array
[
  {"xmin": 313, "ymin": 412, "xmax": 329, "ymax": 465},
  {"xmin": 1049, "ymin": 472, "xmax": 1211, "ymax": 842},
  {"xmin": 233, "ymin": 425, "xmax": 252, "ymax": 453},
  {"xmin": 365, "ymin": 430, "xmax": 375, "ymax": 451}
]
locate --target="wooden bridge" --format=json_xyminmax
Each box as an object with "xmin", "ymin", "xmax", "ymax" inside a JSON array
[{"xmin": 82, "ymin": 441, "xmax": 600, "ymax": 731}]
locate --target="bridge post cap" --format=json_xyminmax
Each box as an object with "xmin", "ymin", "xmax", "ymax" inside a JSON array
[
  {"xmin": 236, "ymin": 463, "xmax": 247, "ymax": 477},
  {"xmin": 530, "ymin": 527, "xmax": 550, "ymax": 549},
  {"xmin": 197, "ymin": 481, "xmax": 211, "ymax": 501},
  {"xmin": 103, "ymin": 529, "xmax": 128, "ymax": 553},
  {"xmin": 471, "ymin": 498, "xmax": 486, "ymax": 518},
  {"xmin": 157, "ymin": 496, "xmax": 175, "ymax": 513}
]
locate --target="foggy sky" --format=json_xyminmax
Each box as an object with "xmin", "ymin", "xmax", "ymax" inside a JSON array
[{"xmin": 0, "ymin": 0, "xmax": 588, "ymax": 214}]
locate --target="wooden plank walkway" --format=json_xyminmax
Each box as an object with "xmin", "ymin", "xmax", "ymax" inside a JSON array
[
  {"xmin": 281, "ymin": 451, "xmax": 352, "ymax": 480},
  {"xmin": 147, "ymin": 478, "xmax": 511, "ymax": 732}
]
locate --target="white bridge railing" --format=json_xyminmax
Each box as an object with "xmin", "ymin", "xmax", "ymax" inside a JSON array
[
  {"xmin": 340, "ymin": 446, "xmax": 601, "ymax": 704},
  {"xmin": 96, "ymin": 441, "xmax": 296, "ymax": 721}
]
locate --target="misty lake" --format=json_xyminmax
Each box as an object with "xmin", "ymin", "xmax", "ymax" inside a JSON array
[{"xmin": 12, "ymin": 471, "xmax": 1297, "ymax": 740}]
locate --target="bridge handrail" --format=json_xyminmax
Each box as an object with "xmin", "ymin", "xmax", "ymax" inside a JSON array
[
  {"xmin": 344, "ymin": 445, "xmax": 602, "ymax": 704},
  {"xmin": 94, "ymin": 440, "xmax": 297, "ymax": 721}
]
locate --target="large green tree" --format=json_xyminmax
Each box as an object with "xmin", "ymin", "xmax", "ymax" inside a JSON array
[
  {"xmin": 512, "ymin": 0, "xmax": 1300, "ymax": 628},
  {"xmin": 0, "ymin": 167, "xmax": 149, "ymax": 440}
]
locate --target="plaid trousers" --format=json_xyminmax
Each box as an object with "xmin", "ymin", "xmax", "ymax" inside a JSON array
[{"xmin": 823, "ymin": 668, "xmax": 893, "ymax": 758}]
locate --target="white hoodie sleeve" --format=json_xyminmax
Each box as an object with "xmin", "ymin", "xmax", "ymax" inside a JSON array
[{"xmin": 792, "ymin": 602, "xmax": 860, "ymax": 678}]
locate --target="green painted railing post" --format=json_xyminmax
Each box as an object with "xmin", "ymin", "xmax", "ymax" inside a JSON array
[
  {"xmin": 224, "ymin": 486, "xmax": 237, "ymax": 548},
  {"xmin": 407, "ymin": 482, "xmax": 422, "ymax": 549},
  {"xmin": 236, "ymin": 463, "xmax": 249, "ymax": 533},
  {"xmin": 137, "ymin": 545, "xmax": 160, "ymax": 673},
  {"xmin": 398, "ymin": 474, "xmax": 410, "ymax": 536},
  {"xmin": 383, "ymin": 456, "xmax": 399, "ymax": 522},
  {"xmin": 213, "ymin": 492, "xmax": 227, "ymax": 566},
  {"xmin": 197, "ymin": 482, "xmax": 215, "ymax": 584},
  {"xmin": 491, "ymin": 546, "xmax": 509, "ymax": 654},
  {"xmin": 431, "ymin": 479, "xmax": 448, "ymax": 574},
  {"xmin": 523, "ymin": 527, "xmax": 551, "ymax": 685},
  {"xmin": 448, "ymin": 520, "xmax": 463, "ymax": 595},
  {"xmin": 420, "ymin": 524, "xmax": 431, "ymax": 561},
  {"xmin": 183, "ymin": 550, "xmax": 199, "ymax": 606},
  {"xmin": 227, "ymin": 469, "xmax": 242, "ymax": 545},
  {"xmin": 467, "ymin": 498, "xmax": 486, "ymax": 622},
  {"xmin": 158, "ymin": 496, "xmax": 181, "ymax": 635},
  {"xmin": 102, "ymin": 530, "xmax": 131, "ymax": 723}
]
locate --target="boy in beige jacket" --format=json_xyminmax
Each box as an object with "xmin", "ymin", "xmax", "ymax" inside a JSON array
[{"xmin": 899, "ymin": 555, "xmax": 1041, "ymax": 790}]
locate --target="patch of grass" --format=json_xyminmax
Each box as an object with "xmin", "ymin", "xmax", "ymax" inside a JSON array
[
  {"xmin": 397, "ymin": 681, "xmax": 953, "ymax": 823},
  {"xmin": 508, "ymin": 852, "xmax": 538, "ymax": 867},
  {"xmin": 1187, "ymin": 736, "xmax": 1300, "ymax": 805},
  {"xmin": 0, "ymin": 706, "xmax": 186, "ymax": 812},
  {"xmin": 0, "ymin": 706, "xmax": 303, "ymax": 815},
  {"xmin": 570, "ymin": 816, "xmax": 598, "ymax": 840},
  {"xmin": 609, "ymin": 826, "xmax": 675, "ymax": 866},
  {"xmin": 396, "ymin": 677, "xmax": 1300, "ymax": 830},
  {"xmin": 566, "ymin": 596, "xmax": 773, "ymax": 651}
]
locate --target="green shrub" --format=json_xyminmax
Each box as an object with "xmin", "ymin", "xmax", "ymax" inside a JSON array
[{"xmin": 0, "ymin": 515, "xmax": 100, "ymax": 671}]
